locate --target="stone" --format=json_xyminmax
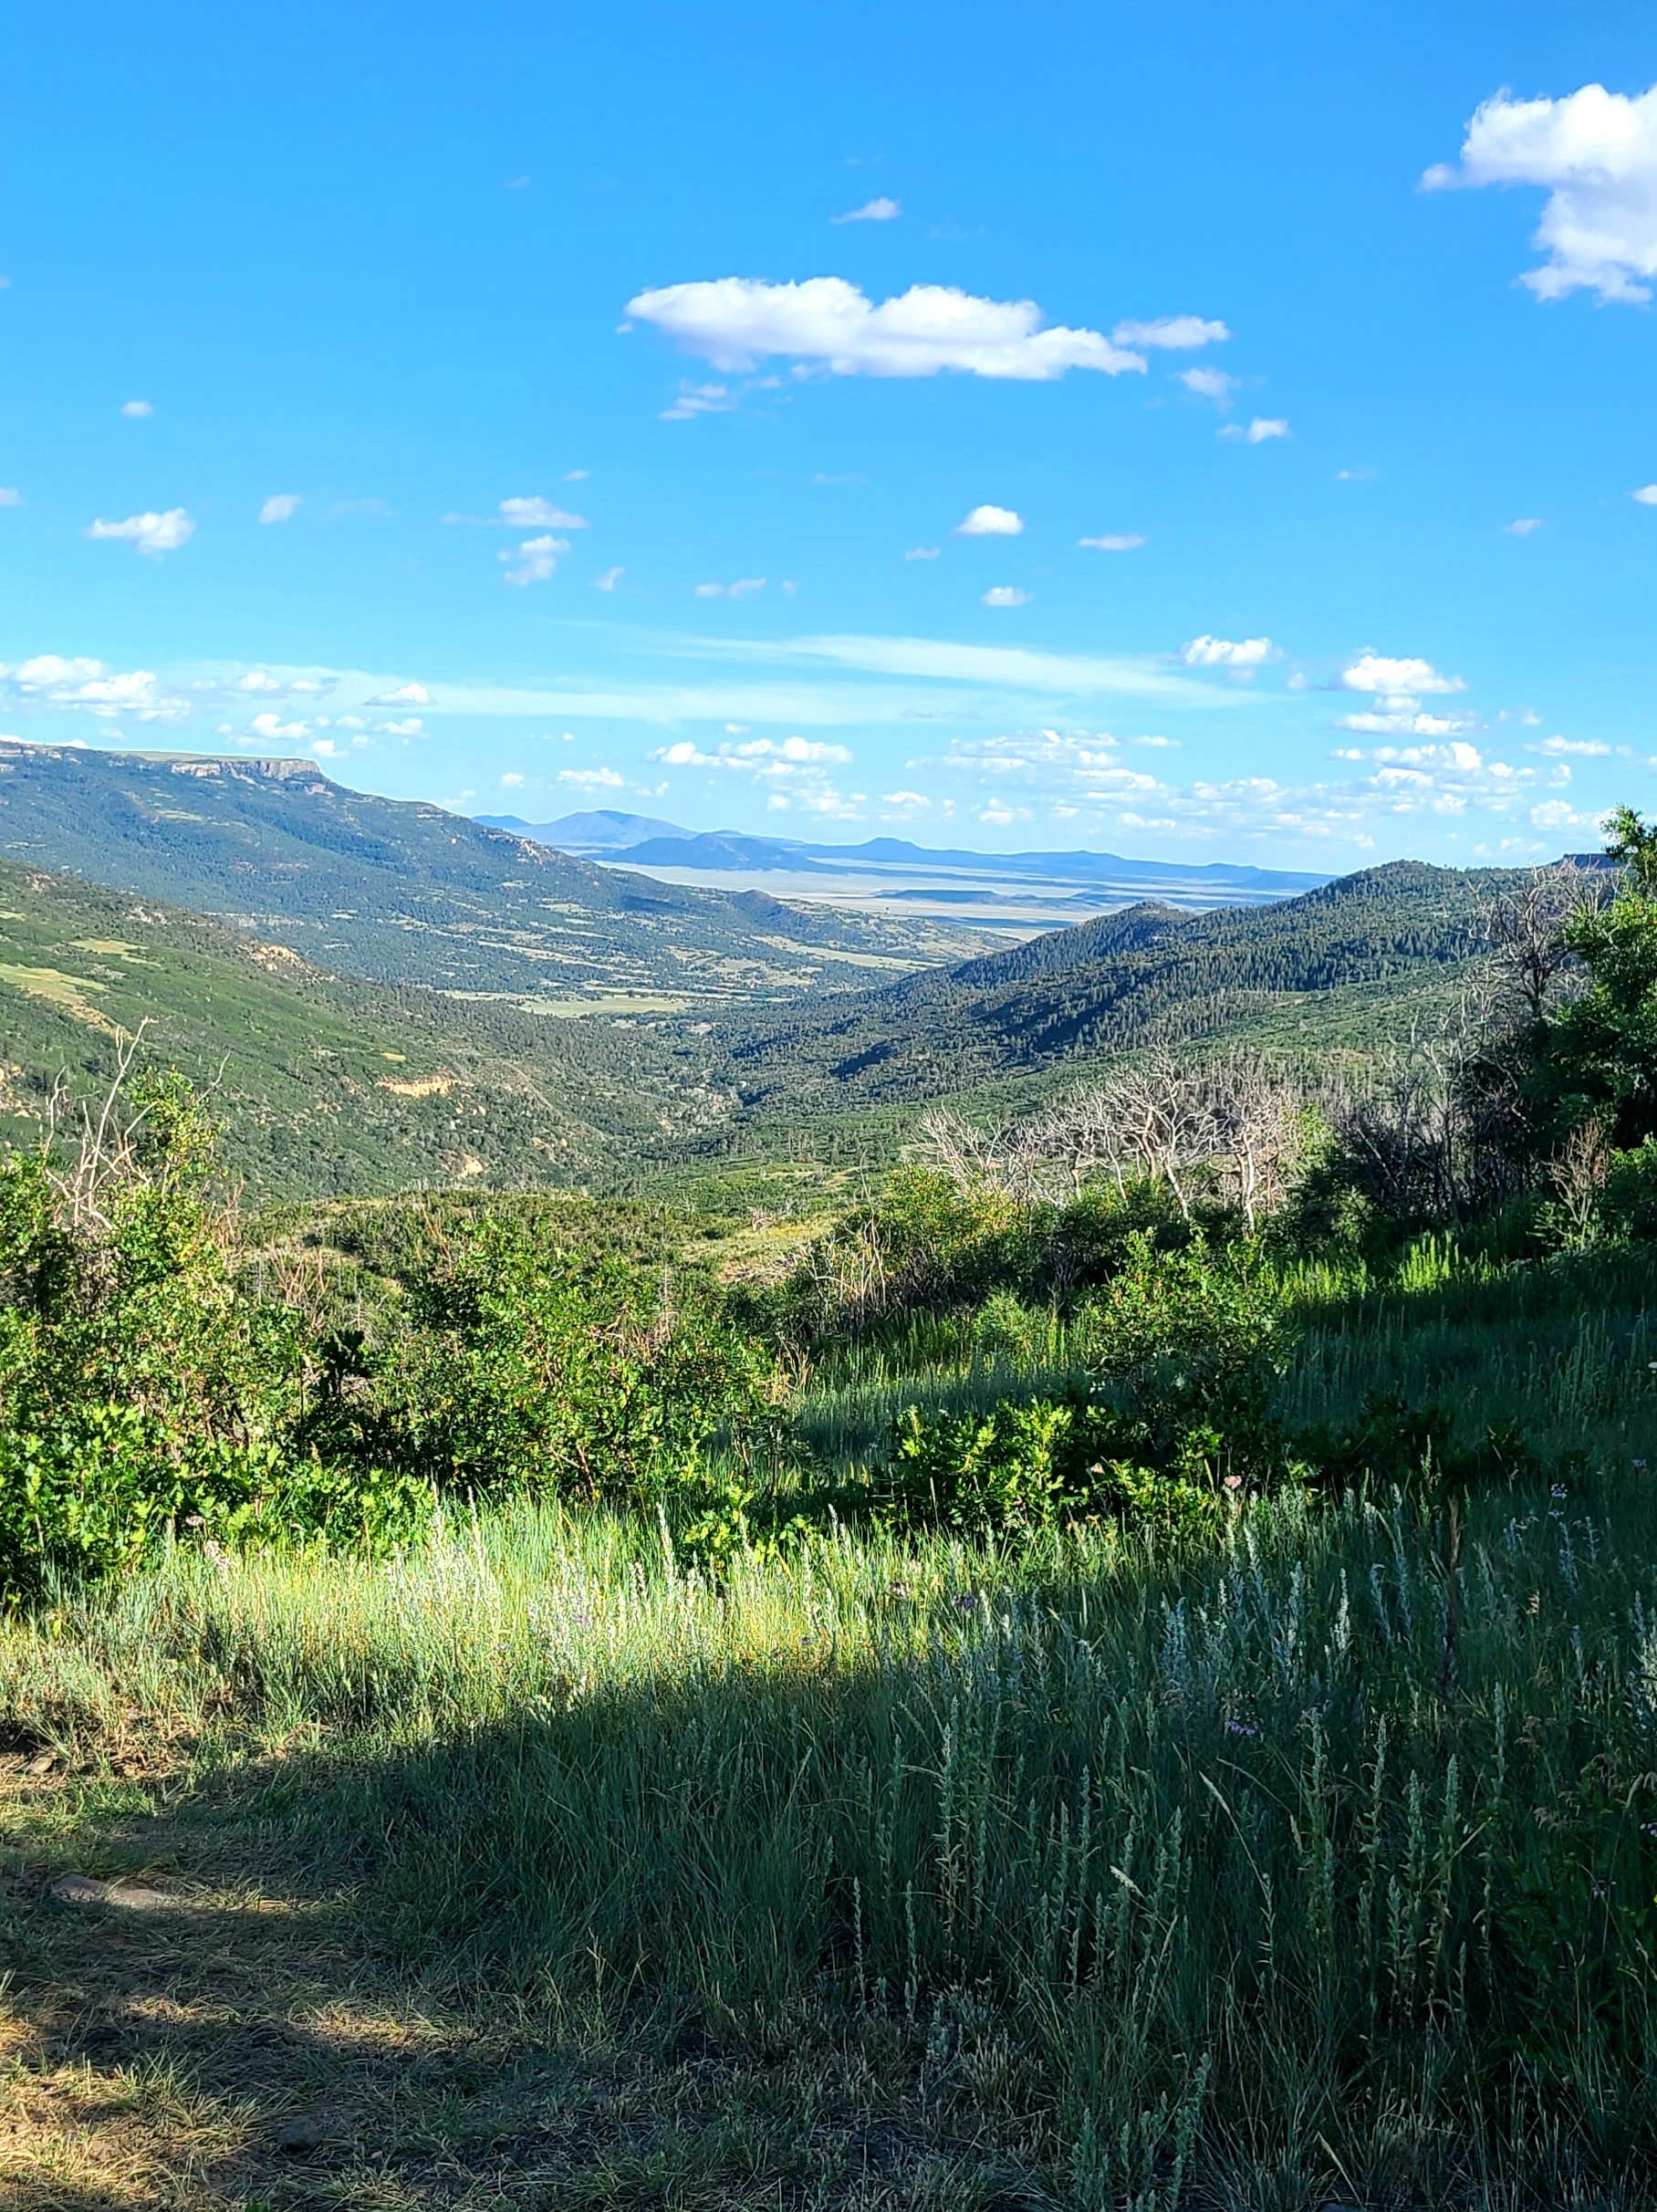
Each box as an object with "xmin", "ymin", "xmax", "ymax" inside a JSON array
[{"xmin": 48, "ymin": 1873, "xmax": 185, "ymax": 1911}]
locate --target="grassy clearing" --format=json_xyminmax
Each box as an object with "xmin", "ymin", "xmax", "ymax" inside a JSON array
[{"xmin": 7, "ymin": 1408, "xmax": 1657, "ymax": 2206}]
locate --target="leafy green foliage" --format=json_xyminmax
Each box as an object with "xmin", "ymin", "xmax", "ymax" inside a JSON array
[{"xmin": 357, "ymin": 1218, "xmax": 781, "ymax": 1504}]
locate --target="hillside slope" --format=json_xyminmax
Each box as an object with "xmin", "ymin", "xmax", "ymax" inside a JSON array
[
  {"xmin": 724, "ymin": 861, "xmax": 1519, "ymax": 1109},
  {"xmin": 0, "ymin": 746, "xmax": 975, "ymax": 1002},
  {"xmin": 0, "ymin": 858, "xmax": 729, "ymax": 1196}
]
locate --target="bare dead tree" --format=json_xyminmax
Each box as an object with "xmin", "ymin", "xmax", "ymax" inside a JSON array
[{"xmin": 1485, "ymin": 860, "xmax": 1604, "ymax": 1024}]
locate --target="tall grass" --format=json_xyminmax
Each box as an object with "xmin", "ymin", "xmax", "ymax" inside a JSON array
[{"xmin": 9, "ymin": 1456, "xmax": 1657, "ymax": 2206}]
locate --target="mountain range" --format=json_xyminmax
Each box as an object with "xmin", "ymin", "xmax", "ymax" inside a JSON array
[
  {"xmin": 0, "ymin": 746, "xmax": 980, "ymax": 1005},
  {"xmin": 0, "ymin": 749, "xmax": 1551, "ymax": 1200},
  {"xmin": 481, "ymin": 808, "xmax": 1330, "ymax": 899}
]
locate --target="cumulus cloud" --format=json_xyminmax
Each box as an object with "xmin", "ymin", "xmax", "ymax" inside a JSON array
[
  {"xmin": 593, "ymin": 566, "xmax": 624, "ymax": 591},
  {"xmin": 832, "ymin": 196, "xmax": 900, "ymax": 224},
  {"xmin": 1340, "ymin": 651, "xmax": 1465, "ymax": 696},
  {"xmin": 84, "ymin": 508, "xmax": 194, "ymax": 556},
  {"xmin": 694, "ymin": 577, "xmax": 766, "ymax": 598},
  {"xmin": 1504, "ymin": 516, "xmax": 1545, "ymax": 535},
  {"xmin": 501, "ymin": 534, "xmax": 567, "ymax": 586},
  {"xmin": 120, "ymin": 399, "xmax": 153, "ymax": 419},
  {"xmin": 955, "ymin": 504, "xmax": 1024, "ymax": 537},
  {"xmin": 1634, "ymin": 485, "xmax": 1657, "ymax": 506},
  {"xmin": 0, "ymin": 654, "xmax": 187, "ymax": 721},
  {"xmin": 1423, "ymin": 81, "xmax": 1657, "ymax": 302},
  {"xmin": 1531, "ymin": 734, "xmax": 1611, "ymax": 756},
  {"xmin": 982, "ymin": 586, "xmax": 1031, "ymax": 607},
  {"xmin": 654, "ymin": 734, "xmax": 852, "ymax": 773},
  {"xmin": 626, "ymin": 276, "xmax": 1149, "ymax": 380},
  {"xmin": 368, "ymin": 681, "xmax": 431, "ymax": 706},
  {"xmin": 1221, "ymin": 417, "xmax": 1290, "ymax": 443},
  {"xmin": 259, "ymin": 494, "xmax": 303, "ymax": 524},
  {"xmin": 904, "ymin": 545, "xmax": 941, "ymax": 560},
  {"xmin": 1079, "ymin": 532, "xmax": 1145, "ymax": 551},
  {"xmin": 1110, "ymin": 315, "xmax": 1230, "ymax": 350},
  {"xmin": 246, "ymin": 710, "xmax": 316, "ymax": 745},
  {"xmin": 558, "ymin": 765, "xmax": 626, "ymax": 789},
  {"xmin": 0, "ymin": 488, "xmax": 21, "ymax": 507},
  {"xmin": 1180, "ymin": 635, "xmax": 1278, "ymax": 669}
]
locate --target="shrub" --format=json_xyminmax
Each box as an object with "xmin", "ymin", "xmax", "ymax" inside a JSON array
[
  {"xmin": 0, "ymin": 1082, "xmax": 432, "ymax": 1602},
  {"xmin": 884, "ymin": 1392, "xmax": 1223, "ymax": 1540},
  {"xmin": 359, "ymin": 1216, "xmax": 782, "ymax": 1504}
]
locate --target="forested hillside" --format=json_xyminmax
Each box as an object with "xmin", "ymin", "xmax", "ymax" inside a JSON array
[
  {"xmin": 0, "ymin": 857, "xmax": 722, "ymax": 1194},
  {"xmin": 0, "ymin": 744, "xmax": 977, "ymax": 1002},
  {"xmin": 724, "ymin": 860, "xmax": 1521, "ymax": 1109}
]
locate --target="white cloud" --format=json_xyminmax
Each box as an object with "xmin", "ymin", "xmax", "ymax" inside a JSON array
[
  {"xmin": 1179, "ymin": 366, "xmax": 1237, "ymax": 403},
  {"xmin": 563, "ymin": 468, "xmax": 590, "ymax": 482},
  {"xmin": 1530, "ymin": 798, "xmax": 1601, "ymax": 833},
  {"xmin": 0, "ymin": 654, "xmax": 187, "ymax": 721},
  {"xmin": 660, "ymin": 381, "xmax": 735, "ymax": 422},
  {"xmin": 1180, "ymin": 634, "xmax": 1278, "ymax": 668},
  {"xmin": 593, "ymin": 566, "xmax": 624, "ymax": 591},
  {"xmin": 652, "ymin": 733, "xmax": 852, "ymax": 777},
  {"xmin": 1079, "ymin": 532, "xmax": 1145, "ymax": 551},
  {"xmin": 369, "ymin": 681, "xmax": 431, "ymax": 705},
  {"xmin": 498, "ymin": 496, "xmax": 588, "ymax": 529},
  {"xmin": 832, "ymin": 196, "xmax": 901, "ymax": 224},
  {"xmin": 558, "ymin": 765, "xmax": 626, "ymax": 789},
  {"xmin": 694, "ymin": 577, "xmax": 766, "ymax": 598},
  {"xmin": 501, "ymin": 534, "xmax": 568, "ymax": 586},
  {"xmin": 1336, "ymin": 466, "xmax": 1377, "ymax": 483},
  {"xmin": 84, "ymin": 508, "xmax": 194, "ymax": 556},
  {"xmin": 259, "ymin": 494, "xmax": 303, "ymax": 524},
  {"xmin": 236, "ymin": 671, "xmax": 284, "ymax": 694},
  {"xmin": 1531, "ymin": 734, "xmax": 1610, "ymax": 756},
  {"xmin": 982, "ymin": 586, "xmax": 1031, "ymax": 607},
  {"xmin": 978, "ymin": 800, "xmax": 1020, "ymax": 827},
  {"xmin": 1340, "ymin": 651, "xmax": 1465, "ymax": 696},
  {"xmin": 247, "ymin": 709, "xmax": 313, "ymax": 744},
  {"xmin": 1110, "ymin": 315, "xmax": 1229, "ymax": 350},
  {"xmin": 955, "ymin": 504, "xmax": 1024, "ymax": 537},
  {"xmin": 1504, "ymin": 516, "xmax": 1545, "ymax": 536},
  {"xmin": 1221, "ymin": 417, "xmax": 1290, "ymax": 443},
  {"xmin": 374, "ymin": 716, "xmax": 425, "ymax": 737},
  {"xmin": 1333, "ymin": 709, "xmax": 1480, "ymax": 737},
  {"xmin": 904, "ymin": 546, "xmax": 941, "ymax": 560},
  {"xmin": 1634, "ymin": 485, "xmax": 1657, "ymax": 506},
  {"xmin": 500, "ymin": 770, "xmax": 527, "ymax": 789},
  {"xmin": 0, "ymin": 488, "xmax": 21, "ymax": 508},
  {"xmin": 626, "ymin": 276, "xmax": 1148, "ymax": 381},
  {"xmin": 1423, "ymin": 82, "xmax": 1657, "ymax": 302},
  {"xmin": 120, "ymin": 399, "xmax": 153, "ymax": 419}
]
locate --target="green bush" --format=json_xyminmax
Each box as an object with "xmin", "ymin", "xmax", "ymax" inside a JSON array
[
  {"xmin": 0, "ymin": 1085, "xmax": 432, "ymax": 1602},
  {"xmin": 884, "ymin": 1392, "xmax": 1225, "ymax": 1540},
  {"xmin": 357, "ymin": 1216, "xmax": 782, "ymax": 1505}
]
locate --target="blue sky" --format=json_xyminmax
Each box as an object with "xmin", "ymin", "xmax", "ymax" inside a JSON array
[{"xmin": 4, "ymin": 0, "xmax": 1656, "ymax": 863}]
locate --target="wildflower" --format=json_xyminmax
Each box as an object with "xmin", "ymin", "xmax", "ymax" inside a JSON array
[
  {"xmin": 1550, "ymin": 1484, "xmax": 1568, "ymax": 1500},
  {"xmin": 1223, "ymin": 1474, "xmax": 1244, "ymax": 1493},
  {"xmin": 1225, "ymin": 1719, "xmax": 1259, "ymax": 1737},
  {"xmin": 1636, "ymin": 1459, "xmax": 1649, "ymax": 1471}
]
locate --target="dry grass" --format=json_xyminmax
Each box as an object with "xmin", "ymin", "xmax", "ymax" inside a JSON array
[{"xmin": 1, "ymin": 1758, "xmax": 1026, "ymax": 2210}]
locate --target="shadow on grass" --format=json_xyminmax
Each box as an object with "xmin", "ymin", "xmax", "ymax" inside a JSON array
[{"xmin": 9, "ymin": 1485, "xmax": 1657, "ymax": 2209}]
